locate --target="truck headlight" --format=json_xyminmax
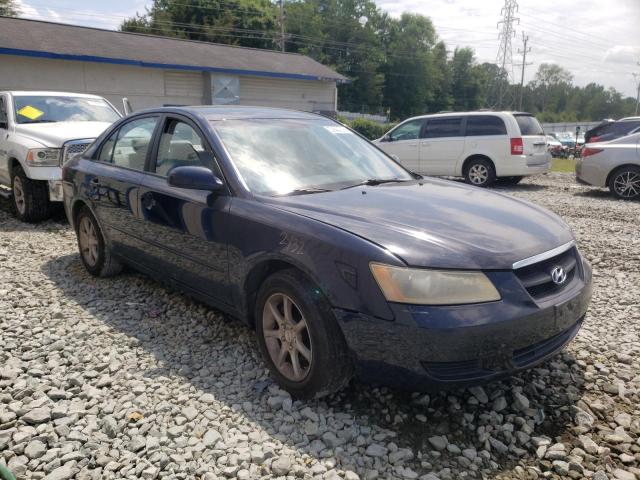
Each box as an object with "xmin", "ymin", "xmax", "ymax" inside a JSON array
[
  {"xmin": 370, "ymin": 263, "xmax": 501, "ymax": 305},
  {"xmin": 26, "ymin": 148, "xmax": 61, "ymax": 166}
]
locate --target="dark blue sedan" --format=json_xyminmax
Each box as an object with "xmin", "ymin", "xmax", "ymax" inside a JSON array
[{"xmin": 62, "ymin": 107, "xmax": 592, "ymax": 398}]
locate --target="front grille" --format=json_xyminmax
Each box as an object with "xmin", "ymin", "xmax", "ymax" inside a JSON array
[
  {"xmin": 514, "ymin": 246, "xmax": 580, "ymax": 300},
  {"xmin": 62, "ymin": 141, "xmax": 92, "ymax": 165}
]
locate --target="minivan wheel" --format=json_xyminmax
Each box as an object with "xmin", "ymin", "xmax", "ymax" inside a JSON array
[
  {"xmin": 464, "ymin": 159, "xmax": 496, "ymax": 187},
  {"xmin": 255, "ymin": 269, "xmax": 353, "ymax": 399},
  {"xmin": 609, "ymin": 166, "xmax": 640, "ymax": 200},
  {"xmin": 11, "ymin": 165, "xmax": 52, "ymax": 223},
  {"xmin": 75, "ymin": 206, "xmax": 123, "ymax": 277}
]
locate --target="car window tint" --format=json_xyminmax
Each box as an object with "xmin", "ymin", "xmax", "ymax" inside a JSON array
[
  {"xmin": 389, "ymin": 120, "xmax": 423, "ymax": 141},
  {"xmin": 98, "ymin": 130, "xmax": 118, "ymax": 162},
  {"xmin": 423, "ymin": 117, "xmax": 462, "ymax": 138},
  {"xmin": 155, "ymin": 119, "xmax": 220, "ymax": 176},
  {"xmin": 514, "ymin": 115, "xmax": 544, "ymax": 135},
  {"xmin": 613, "ymin": 121, "xmax": 640, "ymax": 135},
  {"xmin": 0, "ymin": 97, "xmax": 7, "ymax": 125},
  {"xmin": 110, "ymin": 117, "xmax": 158, "ymax": 170},
  {"xmin": 465, "ymin": 116, "xmax": 507, "ymax": 136}
]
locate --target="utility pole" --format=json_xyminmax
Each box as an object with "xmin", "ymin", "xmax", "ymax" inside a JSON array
[
  {"xmin": 634, "ymin": 65, "xmax": 640, "ymax": 116},
  {"xmin": 492, "ymin": 0, "xmax": 520, "ymax": 109},
  {"xmin": 516, "ymin": 32, "xmax": 532, "ymax": 111},
  {"xmin": 278, "ymin": 0, "xmax": 286, "ymax": 52}
]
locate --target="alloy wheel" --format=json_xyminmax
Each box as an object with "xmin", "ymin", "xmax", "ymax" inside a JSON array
[
  {"xmin": 469, "ymin": 164, "xmax": 489, "ymax": 185},
  {"xmin": 13, "ymin": 176, "xmax": 26, "ymax": 215},
  {"xmin": 613, "ymin": 171, "xmax": 640, "ymax": 198},
  {"xmin": 262, "ymin": 293, "xmax": 312, "ymax": 382},
  {"xmin": 78, "ymin": 216, "xmax": 100, "ymax": 267}
]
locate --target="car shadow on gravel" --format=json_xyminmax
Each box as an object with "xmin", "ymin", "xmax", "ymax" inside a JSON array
[
  {"xmin": 0, "ymin": 198, "xmax": 68, "ymax": 231},
  {"xmin": 42, "ymin": 253, "xmax": 587, "ymax": 479}
]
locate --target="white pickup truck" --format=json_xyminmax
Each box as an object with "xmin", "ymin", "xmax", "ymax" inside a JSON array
[{"xmin": 0, "ymin": 91, "xmax": 121, "ymax": 222}]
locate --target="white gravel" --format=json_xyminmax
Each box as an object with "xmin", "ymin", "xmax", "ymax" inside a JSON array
[{"xmin": 0, "ymin": 174, "xmax": 638, "ymax": 480}]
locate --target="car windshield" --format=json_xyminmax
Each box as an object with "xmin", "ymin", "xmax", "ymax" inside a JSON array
[
  {"xmin": 212, "ymin": 118, "xmax": 414, "ymax": 196},
  {"xmin": 514, "ymin": 114, "xmax": 544, "ymax": 136},
  {"xmin": 13, "ymin": 95, "xmax": 120, "ymax": 124}
]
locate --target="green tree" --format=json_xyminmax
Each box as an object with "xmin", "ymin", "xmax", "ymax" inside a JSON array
[
  {"xmin": 450, "ymin": 47, "xmax": 484, "ymax": 111},
  {"xmin": 0, "ymin": 0, "xmax": 19, "ymax": 16},
  {"xmin": 531, "ymin": 63, "xmax": 573, "ymax": 112}
]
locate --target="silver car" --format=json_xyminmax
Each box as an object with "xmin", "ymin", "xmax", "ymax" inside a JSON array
[{"xmin": 576, "ymin": 132, "xmax": 640, "ymax": 200}]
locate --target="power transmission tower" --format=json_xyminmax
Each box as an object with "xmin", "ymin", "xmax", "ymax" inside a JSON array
[
  {"xmin": 493, "ymin": 0, "xmax": 519, "ymax": 109},
  {"xmin": 277, "ymin": 0, "xmax": 286, "ymax": 52},
  {"xmin": 515, "ymin": 32, "xmax": 532, "ymax": 110}
]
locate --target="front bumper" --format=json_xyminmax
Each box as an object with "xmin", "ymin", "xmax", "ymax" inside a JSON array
[{"xmin": 336, "ymin": 259, "xmax": 592, "ymax": 391}]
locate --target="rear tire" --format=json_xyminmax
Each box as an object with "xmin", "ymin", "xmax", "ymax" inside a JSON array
[
  {"xmin": 75, "ymin": 206, "xmax": 122, "ymax": 277},
  {"xmin": 464, "ymin": 158, "xmax": 496, "ymax": 187},
  {"xmin": 255, "ymin": 269, "xmax": 353, "ymax": 399},
  {"xmin": 11, "ymin": 165, "xmax": 52, "ymax": 223},
  {"xmin": 608, "ymin": 166, "xmax": 640, "ymax": 200}
]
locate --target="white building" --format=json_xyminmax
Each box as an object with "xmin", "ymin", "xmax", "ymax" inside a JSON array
[{"xmin": 0, "ymin": 17, "xmax": 346, "ymax": 114}]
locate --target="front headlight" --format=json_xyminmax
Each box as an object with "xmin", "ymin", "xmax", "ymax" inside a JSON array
[
  {"xmin": 26, "ymin": 148, "xmax": 61, "ymax": 166},
  {"xmin": 370, "ymin": 263, "xmax": 501, "ymax": 305}
]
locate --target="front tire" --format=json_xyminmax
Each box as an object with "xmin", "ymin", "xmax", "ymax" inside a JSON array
[
  {"xmin": 609, "ymin": 166, "xmax": 640, "ymax": 200},
  {"xmin": 464, "ymin": 158, "xmax": 496, "ymax": 187},
  {"xmin": 75, "ymin": 206, "xmax": 122, "ymax": 277},
  {"xmin": 11, "ymin": 165, "xmax": 52, "ymax": 223},
  {"xmin": 255, "ymin": 269, "xmax": 353, "ymax": 399}
]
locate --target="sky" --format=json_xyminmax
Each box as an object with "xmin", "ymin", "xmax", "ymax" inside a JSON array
[{"xmin": 14, "ymin": 0, "xmax": 640, "ymax": 98}]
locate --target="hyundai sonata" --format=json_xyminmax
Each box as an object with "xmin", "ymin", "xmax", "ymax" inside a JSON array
[{"xmin": 62, "ymin": 107, "xmax": 592, "ymax": 398}]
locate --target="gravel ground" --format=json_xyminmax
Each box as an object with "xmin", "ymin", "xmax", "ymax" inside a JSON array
[{"xmin": 0, "ymin": 173, "xmax": 639, "ymax": 480}]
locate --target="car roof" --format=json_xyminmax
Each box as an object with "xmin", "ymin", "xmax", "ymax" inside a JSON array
[
  {"xmin": 617, "ymin": 116, "xmax": 640, "ymax": 123},
  {"xmin": 1, "ymin": 91, "xmax": 106, "ymax": 99},
  {"xmin": 402, "ymin": 111, "xmax": 534, "ymax": 122},
  {"xmin": 130, "ymin": 105, "xmax": 326, "ymax": 121}
]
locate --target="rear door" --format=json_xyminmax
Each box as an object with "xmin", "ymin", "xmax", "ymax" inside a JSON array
[
  {"xmin": 464, "ymin": 115, "xmax": 509, "ymax": 172},
  {"xmin": 420, "ymin": 116, "xmax": 464, "ymax": 175},
  {"xmin": 0, "ymin": 94, "xmax": 9, "ymax": 185},
  {"xmin": 376, "ymin": 118, "xmax": 424, "ymax": 173},
  {"xmin": 513, "ymin": 114, "xmax": 548, "ymax": 166}
]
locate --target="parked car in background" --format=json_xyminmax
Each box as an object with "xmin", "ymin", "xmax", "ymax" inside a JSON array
[
  {"xmin": 546, "ymin": 135, "xmax": 563, "ymax": 157},
  {"xmin": 374, "ymin": 111, "xmax": 550, "ymax": 187},
  {"xmin": 585, "ymin": 117, "xmax": 640, "ymax": 144},
  {"xmin": 576, "ymin": 132, "xmax": 640, "ymax": 200},
  {"xmin": 63, "ymin": 106, "xmax": 591, "ymax": 398},
  {"xmin": 0, "ymin": 91, "xmax": 121, "ymax": 222}
]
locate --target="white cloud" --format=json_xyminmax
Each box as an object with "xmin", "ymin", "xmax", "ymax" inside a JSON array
[{"xmin": 604, "ymin": 45, "xmax": 640, "ymax": 65}]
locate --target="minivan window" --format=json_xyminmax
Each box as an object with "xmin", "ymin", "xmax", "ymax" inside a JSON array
[
  {"xmin": 514, "ymin": 115, "xmax": 544, "ymax": 136},
  {"xmin": 388, "ymin": 119, "xmax": 423, "ymax": 141},
  {"xmin": 465, "ymin": 116, "xmax": 507, "ymax": 136},
  {"xmin": 423, "ymin": 117, "xmax": 463, "ymax": 138}
]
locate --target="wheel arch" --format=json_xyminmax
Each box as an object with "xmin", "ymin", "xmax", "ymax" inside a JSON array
[
  {"xmin": 243, "ymin": 257, "xmax": 325, "ymax": 329},
  {"xmin": 605, "ymin": 163, "xmax": 640, "ymax": 188},
  {"xmin": 462, "ymin": 154, "xmax": 496, "ymax": 175}
]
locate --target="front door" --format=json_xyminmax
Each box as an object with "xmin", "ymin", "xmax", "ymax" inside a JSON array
[
  {"xmin": 0, "ymin": 95, "xmax": 10, "ymax": 185},
  {"xmin": 85, "ymin": 115, "xmax": 160, "ymax": 258},
  {"xmin": 420, "ymin": 117, "xmax": 464, "ymax": 176},
  {"xmin": 377, "ymin": 119, "xmax": 424, "ymax": 173},
  {"xmin": 138, "ymin": 115, "xmax": 231, "ymax": 304}
]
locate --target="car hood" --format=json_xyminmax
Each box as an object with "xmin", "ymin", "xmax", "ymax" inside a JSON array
[
  {"xmin": 14, "ymin": 121, "xmax": 112, "ymax": 147},
  {"xmin": 265, "ymin": 179, "xmax": 574, "ymax": 270}
]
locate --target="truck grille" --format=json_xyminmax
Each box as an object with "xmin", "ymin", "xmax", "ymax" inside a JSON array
[
  {"xmin": 62, "ymin": 140, "xmax": 92, "ymax": 165},
  {"xmin": 514, "ymin": 246, "xmax": 580, "ymax": 300}
]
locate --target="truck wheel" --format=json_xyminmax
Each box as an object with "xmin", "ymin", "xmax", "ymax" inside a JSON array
[
  {"xmin": 11, "ymin": 165, "xmax": 52, "ymax": 223},
  {"xmin": 75, "ymin": 206, "xmax": 123, "ymax": 277},
  {"xmin": 255, "ymin": 269, "xmax": 354, "ymax": 399}
]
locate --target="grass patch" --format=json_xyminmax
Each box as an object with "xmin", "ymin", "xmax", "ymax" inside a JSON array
[{"xmin": 551, "ymin": 157, "xmax": 576, "ymax": 173}]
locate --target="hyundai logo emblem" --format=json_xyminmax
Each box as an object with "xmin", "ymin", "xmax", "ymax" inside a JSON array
[{"xmin": 551, "ymin": 266, "xmax": 567, "ymax": 285}]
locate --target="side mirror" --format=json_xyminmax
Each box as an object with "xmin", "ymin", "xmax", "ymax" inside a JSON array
[
  {"xmin": 122, "ymin": 97, "xmax": 132, "ymax": 116},
  {"xmin": 384, "ymin": 134, "xmax": 393, "ymax": 142},
  {"xmin": 167, "ymin": 166, "xmax": 224, "ymax": 192}
]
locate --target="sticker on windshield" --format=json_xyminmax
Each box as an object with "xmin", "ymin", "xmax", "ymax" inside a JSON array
[
  {"xmin": 17, "ymin": 105, "xmax": 44, "ymax": 120},
  {"xmin": 324, "ymin": 125, "xmax": 350, "ymax": 135}
]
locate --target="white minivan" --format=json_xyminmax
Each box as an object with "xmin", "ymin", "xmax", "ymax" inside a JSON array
[{"xmin": 374, "ymin": 111, "xmax": 550, "ymax": 187}]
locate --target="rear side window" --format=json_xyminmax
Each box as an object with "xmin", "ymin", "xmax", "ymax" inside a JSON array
[
  {"xmin": 465, "ymin": 116, "xmax": 507, "ymax": 136},
  {"xmin": 423, "ymin": 117, "xmax": 463, "ymax": 138},
  {"xmin": 612, "ymin": 121, "xmax": 640, "ymax": 136},
  {"xmin": 98, "ymin": 116, "xmax": 159, "ymax": 170},
  {"xmin": 514, "ymin": 115, "xmax": 544, "ymax": 136}
]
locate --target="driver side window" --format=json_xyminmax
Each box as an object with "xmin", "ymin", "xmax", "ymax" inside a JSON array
[
  {"xmin": 154, "ymin": 119, "xmax": 220, "ymax": 177},
  {"xmin": 389, "ymin": 119, "xmax": 423, "ymax": 142},
  {"xmin": 0, "ymin": 97, "xmax": 7, "ymax": 127}
]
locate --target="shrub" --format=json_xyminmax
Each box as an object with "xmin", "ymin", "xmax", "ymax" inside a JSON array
[{"xmin": 344, "ymin": 118, "xmax": 395, "ymax": 140}]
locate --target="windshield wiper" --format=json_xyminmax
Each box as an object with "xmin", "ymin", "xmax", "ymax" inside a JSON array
[
  {"xmin": 279, "ymin": 187, "xmax": 332, "ymax": 196},
  {"xmin": 341, "ymin": 178, "xmax": 410, "ymax": 189},
  {"xmin": 21, "ymin": 120, "xmax": 56, "ymax": 124}
]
